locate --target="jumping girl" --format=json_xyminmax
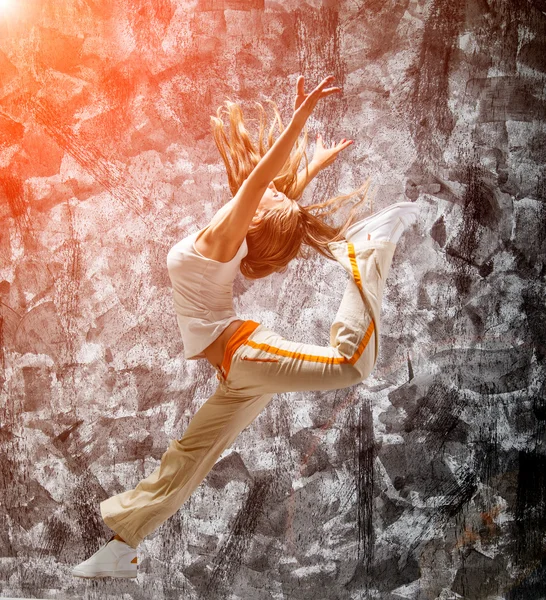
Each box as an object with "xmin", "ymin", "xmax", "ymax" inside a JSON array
[{"xmin": 72, "ymin": 74, "xmax": 420, "ymax": 578}]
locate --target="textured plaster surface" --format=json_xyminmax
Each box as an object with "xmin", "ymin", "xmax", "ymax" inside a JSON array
[{"xmin": 0, "ymin": 0, "xmax": 545, "ymax": 598}]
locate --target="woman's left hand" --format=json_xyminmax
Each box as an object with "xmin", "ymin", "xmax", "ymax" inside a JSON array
[{"xmin": 312, "ymin": 134, "xmax": 354, "ymax": 169}]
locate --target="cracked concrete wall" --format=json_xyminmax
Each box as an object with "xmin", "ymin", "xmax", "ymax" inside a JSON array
[{"xmin": 1, "ymin": 0, "xmax": 545, "ymax": 598}]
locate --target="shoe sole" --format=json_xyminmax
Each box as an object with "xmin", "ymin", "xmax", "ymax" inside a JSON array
[
  {"xmin": 346, "ymin": 201, "xmax": 419, "ymax": 239},
  {"xmin": 72, "ymin": 569, "xmax": 137, "ymax": 578}
]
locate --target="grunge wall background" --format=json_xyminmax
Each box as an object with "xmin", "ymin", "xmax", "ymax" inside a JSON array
[{"xmin": 1, "ymin": 0, "xmax": 545, "ymax": 598}]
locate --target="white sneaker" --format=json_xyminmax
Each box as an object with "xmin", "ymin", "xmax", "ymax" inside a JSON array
[
  {"xmin": 72, "ymin": 537, "xmax": 138, "ymax": 579},
  {"xmin": 345, "ymin": 201, "xmax": 420, "ymax": 245}
]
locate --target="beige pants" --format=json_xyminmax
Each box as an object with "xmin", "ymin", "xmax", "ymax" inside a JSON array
[{"xmin": 100, "ymin": 239, "xmax": 397, "ymax": 548}]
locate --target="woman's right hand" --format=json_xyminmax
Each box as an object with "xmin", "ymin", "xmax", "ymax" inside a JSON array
[{"xmin": 292, "ymin": 75, "xmax": 341, "ymax": 125}]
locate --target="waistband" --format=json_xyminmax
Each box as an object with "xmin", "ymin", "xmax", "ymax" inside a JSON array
[{"xmin": 220, "ymin": 320, "xmax": 260, "ymax": 380}]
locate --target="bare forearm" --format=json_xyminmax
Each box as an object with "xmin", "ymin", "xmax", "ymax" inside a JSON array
[
  {"xmin": 245, "ymin": 115, "xmax": 307, "ymax": 188},
  {"xmin": 293, "ymin": 159, "xmax": 322, "ymax": 199}
]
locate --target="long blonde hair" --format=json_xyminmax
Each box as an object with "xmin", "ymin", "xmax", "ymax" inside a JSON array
[{"xmin": 210, "ymin": 99, "xmax": 373, "ymax": 279}]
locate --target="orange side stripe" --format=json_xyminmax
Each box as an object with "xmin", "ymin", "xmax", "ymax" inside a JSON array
[
  {"xmin": 243, "ymin": 320, "xmax": 374, "ymax": 366},
  {"xmin": 346, "ymin": 241, "xmax": 376, "ymax": 364},
  {"xmin": 244, "ymin": 339, "xmax": 348, "ymax": 364},
  {"xmin": 347, "ymin": 242, "xmax": 363, "ymax": 293},
  {"xmin": 348, "ymin": 319, "xmax": 374, "ymax": 365},
  {"xmin": 221, "ymin": 320, "xmax": 260, "ymax": 378}
]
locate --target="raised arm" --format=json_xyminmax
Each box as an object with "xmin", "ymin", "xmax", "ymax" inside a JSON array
[
  {"xmin": 215, "ymin": 75, "xmax": 341, "ymax": 241},
  {"xmin": 292, "ymin": 134, "xmax": 355, "ymax": 200},
  {"xmin": 292, "ymin": 159, "xmax": 322, "ymax": 200}
]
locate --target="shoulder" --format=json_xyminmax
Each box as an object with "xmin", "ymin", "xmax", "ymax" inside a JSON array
[{"xmin": 196, "ymin": 202, "xmax": 247, "ymax": 262}]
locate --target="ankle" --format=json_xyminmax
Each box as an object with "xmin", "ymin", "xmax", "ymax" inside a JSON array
[{"xmin": 112, "ymin": 534, "xmax": 128, "ymax": 544}]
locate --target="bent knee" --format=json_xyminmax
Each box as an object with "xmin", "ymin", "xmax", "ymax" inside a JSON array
[
  {"xmin": 351, "ymin": 357, "xmax": 377, "ymax": 384},
  {"xmin": 343, "ymin": 364, "xmax": 366, "ymax": 387}
]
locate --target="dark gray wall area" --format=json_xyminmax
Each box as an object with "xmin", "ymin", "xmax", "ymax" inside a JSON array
[{"xmin": 0, "ymin": 0, "xmax": 545, "ymax": 598}]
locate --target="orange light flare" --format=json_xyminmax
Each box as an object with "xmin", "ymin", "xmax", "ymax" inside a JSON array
[
  {"xmin": 0, "ymin": 0, "xmax": 20, "ymax": 19},
  {"xmin": 0, "ymin": 0, "xmax": 30, "ymax": 36}
]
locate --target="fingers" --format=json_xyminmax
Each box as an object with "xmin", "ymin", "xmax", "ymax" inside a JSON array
[
  {"xmin": 307, "ymin": 75, "xmax": 335, "ymax": 99},
  {"xmin": 319, "ymin": 75, "xmax": 335, "ymax": 88},
  {"xmin": 296, "ymin": 75, "xmax": 305, "ymax": 96},
  {"xmin": 320, "ymin": 87, "xmax": 342, "ymax": 98},
  {"xmin": 313, "ymin": 77, "xmax": 336, "ymax": 97},
  {"xmin": 298, "ymin": 74, "xmax": 335, "ymax": 96},
  {"xmin": 317, "ymin": 133, "xmax": 354, "ymax": 149},
  {"xmin": 334, "ymin": 138, "xmax": 353, "ymax": 147},
  {"xmin": 310, "ymin": 75, "xmax": 332, "ymax": 92},
  {"xmin": 294, "ymin": 75, "xmax": 341, "ymax": 118}
]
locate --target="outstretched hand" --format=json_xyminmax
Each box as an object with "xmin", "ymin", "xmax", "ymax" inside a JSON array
[
  {"xmin": 292, "ymin": 75, "xmax": 341, "ymax": 124},
  {"xmin": 312, "ymin": 133, "xmax": 354, "ymax": 169}
]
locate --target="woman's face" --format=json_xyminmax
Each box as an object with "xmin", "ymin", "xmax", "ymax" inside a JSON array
[
  {"xmin": 252, "ymin": 182, "xmax": 298, "ymax": 225},
  {"xmin": 257, "ymin": 182, "xmax": 286, "ymax": 212}
]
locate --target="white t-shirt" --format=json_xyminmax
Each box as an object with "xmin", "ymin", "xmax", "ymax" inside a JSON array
[{"xmin": 166, "ymin": 226, "xmax": 248, "ymax": 360}]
